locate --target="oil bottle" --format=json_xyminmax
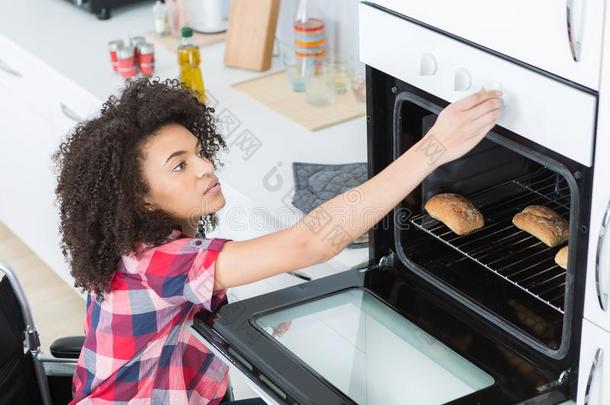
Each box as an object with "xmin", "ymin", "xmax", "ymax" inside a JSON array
[{"xmin": 178, "ymin": 27, "xmax": 206, "ymax": 103}]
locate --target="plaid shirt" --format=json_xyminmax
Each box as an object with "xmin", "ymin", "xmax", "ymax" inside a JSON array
[{"xmin": 71, "ymin": 229, "xmax": 231, "ymax": 404}]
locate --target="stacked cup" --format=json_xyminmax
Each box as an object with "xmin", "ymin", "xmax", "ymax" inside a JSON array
[{"xmin": 293, "ymin": 18, "xmax": 326, "ymax": 62}]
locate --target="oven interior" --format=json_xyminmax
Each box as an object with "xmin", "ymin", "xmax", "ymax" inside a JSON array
[{"xmin": 394, "ymin": 100, "xmax": 574, "ymax": 352}]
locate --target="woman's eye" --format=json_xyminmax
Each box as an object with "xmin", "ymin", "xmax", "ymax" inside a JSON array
[{"xmin": 173, "ymin": 161, "xmax": 186, "ymax": 172}]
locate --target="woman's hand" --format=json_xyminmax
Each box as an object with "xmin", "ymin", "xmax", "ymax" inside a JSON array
[{"xmin": 420, "ymin": 88, "xmax": 503, "ymax": 168}]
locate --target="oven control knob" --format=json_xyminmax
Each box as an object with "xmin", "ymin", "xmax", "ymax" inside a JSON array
[
  {"xmin": 418, "ymin": 54, "xmax": 437, "ymax": 76},
  {"xmin": 487, "ymin": 81, "xmax": 506, "ymax": 103},
  {"xmin": 454, "ymin": 68, "xmax": 472, "ymax": 91}
]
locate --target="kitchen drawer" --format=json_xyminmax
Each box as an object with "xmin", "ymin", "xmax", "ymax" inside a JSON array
[
  {"xmin": 49, "ymin": 72, "xmax": 101, "ymax": 140},
  {"xmin": 0, "ymin": 33, "xmax": 100, "ymax": 130},
  {"xmin": 0, "ymin": 34, "xmax": 27, "ymax": 91},
  {"xmin": 364, "ymin": 0, "xmax": 605, "ymax": 90},
  {"xmin": 359, "ymin": 3, "xmax": 597, "ymax": 167},
  {"xmin": 577, "ymin": 319, "xmax": 610, "ymax": 404},
  {"xmin": 0, "ymin": 34, "xmax": 57, "ymax": 119}
]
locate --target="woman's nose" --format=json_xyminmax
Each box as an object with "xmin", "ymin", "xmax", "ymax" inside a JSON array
[{"xmin": 194, "ymin": 155, "xmax": 214, "ymax": 177}]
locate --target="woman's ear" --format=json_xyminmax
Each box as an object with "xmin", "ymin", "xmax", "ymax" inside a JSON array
[{"xmin": 142, "ymin": 199, "xmax": 155, "ymax": 213}]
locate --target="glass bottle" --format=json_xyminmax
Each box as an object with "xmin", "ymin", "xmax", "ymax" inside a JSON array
[
  {"xmin": 293, "ymin": 0, "xmax": 326, "ymax": 64},
  {"xmin": 178, "ymin": 27, "xmax": 206, "ymax": 103},
  {"xmin": 153, "ymin": 0, "xmax": 169, "ymax": 36}
]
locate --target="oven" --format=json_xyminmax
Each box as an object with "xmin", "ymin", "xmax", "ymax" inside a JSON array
[{"xmin": 191, "ymin": 2, "xmax": 608, "ymax": 404}]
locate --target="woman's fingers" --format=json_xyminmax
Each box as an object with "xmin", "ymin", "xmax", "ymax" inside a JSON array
[
  {"xmin": 454, "ymin": 89, "xmax": 501, "ymax": 111},
  {"xmin": 467, "ymin": 107, "xmax": 501, "ymax": 139},
  {"xmin": 453, "ymin": 89, "xmax": 487, "ymax": 110},
  {"xmin": 467, "ymin": 96, "xmax": 503, "ymax": 121}
]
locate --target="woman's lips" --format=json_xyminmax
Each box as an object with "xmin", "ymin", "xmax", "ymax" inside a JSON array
[{"xmin": 204, "ymin": 182, "xmax": 221, "ymax": 194}]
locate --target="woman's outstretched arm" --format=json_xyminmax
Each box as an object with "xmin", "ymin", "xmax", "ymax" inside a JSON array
[{"xmin": 214, "ymin": 89, "xmax": 502, "ymax": 290}]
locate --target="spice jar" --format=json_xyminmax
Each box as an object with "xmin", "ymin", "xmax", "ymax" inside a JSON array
[
  {"xmin": 117, "ymin": 45, "xmax": 137, "ymax": 79},
  {"xmin": 130, "ymin": 36, "xmax": 147, "ymax": 65},
  {"xmin": 107, "ymin": 40, "xmax": 124, "ymax": 72},
  {"xmin": 138, "ymin": 43, "xmax": 155, "ymax": 76}
]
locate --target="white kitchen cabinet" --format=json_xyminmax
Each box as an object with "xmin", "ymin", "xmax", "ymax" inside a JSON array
[
  {"xmin": 583, "ymin": 0, "xmax": 610, "ymax": 333},
  {"xmin": 365, "ymin": 0, "xmax": 606, "ymax": 90},
  {"xmin": 577, "ymin": 319, "xmax": 610, "ymax": 404},
  {"xmin": 0, "ymin": 81, "xmax": 67, "ymax": 283},
  {"xmin": 0, "ymin": 34, "xmax": 61, "ymax": 120},
  {"xmin": 0, "ymin": 33, "xmax": 100, "ymax": 289}
]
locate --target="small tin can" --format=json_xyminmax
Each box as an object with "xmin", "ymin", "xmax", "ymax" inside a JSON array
[
  {"xmin": 130, "ymin": 36, "xmax": 147, "ymax": 64},
  {"xmin": 138, "ymin": 43, "xmax": 155, "ymax": 76},
  {"xmin": 107, "ymin": 40, "xmax": 124, "ymax": 72},
  {"xmin": 117, "ymin": 45, "xmax": 137, "ymax": 78}
]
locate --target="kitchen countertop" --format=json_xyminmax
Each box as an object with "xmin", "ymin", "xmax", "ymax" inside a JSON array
[{"xmin": 0, "ymin": 0, "xmax": 369, "ymax": 281}]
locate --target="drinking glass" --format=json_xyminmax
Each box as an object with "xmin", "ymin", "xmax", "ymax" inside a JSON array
[{"xmin": 305, "ymin": 60, "xmax": 335, "ymax": 106}]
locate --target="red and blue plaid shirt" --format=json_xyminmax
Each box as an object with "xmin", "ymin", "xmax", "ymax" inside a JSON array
[{"xmin": 71, "ymin": 229, "xmax": 231, "ymax": 404}]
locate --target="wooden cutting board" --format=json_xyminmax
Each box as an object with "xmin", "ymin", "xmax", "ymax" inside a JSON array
[
  {"xmin": 232, "ymin": 71, "xmax": 366, "ymax": 131},
  {"xmin": 223, "ymin": 0, "xmax": 280, "ymax": 71}
]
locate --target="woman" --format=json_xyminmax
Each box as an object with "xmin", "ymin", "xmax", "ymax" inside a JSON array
[{"xmin": 54, "ymin": 78, "xmax": 502, "ymax": 404}]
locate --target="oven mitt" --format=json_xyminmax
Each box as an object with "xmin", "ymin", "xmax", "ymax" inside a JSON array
[{"xmin": 291, "ymin": 162, "xmax": 368, "ymax": 249}]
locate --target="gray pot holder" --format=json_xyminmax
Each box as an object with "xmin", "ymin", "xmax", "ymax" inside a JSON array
[{"xmin": 291, "ymin": 162, "xmax": 369, "ymax": 249}]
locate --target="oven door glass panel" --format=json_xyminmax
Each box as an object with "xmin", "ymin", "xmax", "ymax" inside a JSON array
[
  {"xmin": 255, "ymin": 288, "xmax": 494, "ymax": 405},
  {"xmin": 192, "ymin": 267, "xmax": 563, "ymax": 404}
]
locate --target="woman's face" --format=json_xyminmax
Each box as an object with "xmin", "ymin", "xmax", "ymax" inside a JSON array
[{"xmin": 140, "ymin": 123, "xmax": 225, "ymax": 233}]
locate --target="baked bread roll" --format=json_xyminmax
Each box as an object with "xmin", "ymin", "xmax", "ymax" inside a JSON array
[
  {"xmin": 512, "ymin": 205, "xmax": 568, "ymax": 247},
  {"xmin": 555, "ymin": 246, "xmax": 568, "ymax": 269},
  {"xmin": 424, "ymin": 193, "xmax": 484, "ymax": 235}
]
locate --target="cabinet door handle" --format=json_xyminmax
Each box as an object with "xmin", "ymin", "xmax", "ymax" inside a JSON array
[
  {"xmin": 566, "ymin": 0, "xmax": 585, "ymax": 62},
  {"xmin": 60, "ymin": 103, "xmax": 83, "ymax": 123},
  {"xmin": 596, "ymin": 199, "xmax": 610, "ymax": 311},
  {"xmin": 0, "ymin": 58, "xmax": 23, "ymax": 77},
  {"xmin": 584, "ymin": 348, "xmax": 603, "ymax": 404}
]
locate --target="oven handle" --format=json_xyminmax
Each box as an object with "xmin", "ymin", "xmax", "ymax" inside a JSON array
[
  {"xmin": 595, "ymin": 199, "xmax": 610, "ymax": 311},
  {"xmin": 566, "ymin": 0, "xmax": 584, "ymax": 62},
  {"xmin": 584, "ymin": 348, "xmax": 603, "ymax": 404}
]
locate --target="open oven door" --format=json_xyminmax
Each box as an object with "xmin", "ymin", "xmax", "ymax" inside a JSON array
[{"xmin": 191, "ymin": 260, "xmax": 569, "ymax": 405}]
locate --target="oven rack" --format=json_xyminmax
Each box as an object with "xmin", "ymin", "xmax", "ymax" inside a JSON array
[{"xmin": 410, "ymin": 169, "xmax": 571, "ymax": 313}]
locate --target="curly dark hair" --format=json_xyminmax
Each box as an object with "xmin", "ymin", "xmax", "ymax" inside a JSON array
[{"xmin": 53, "ymin": 77, "xmax": 227, "ymax": 297}]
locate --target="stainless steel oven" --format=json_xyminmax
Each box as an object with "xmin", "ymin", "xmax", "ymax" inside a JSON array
[{"xmin": 191, "ymin": 1, "xmax": 608, "ymax": 404}]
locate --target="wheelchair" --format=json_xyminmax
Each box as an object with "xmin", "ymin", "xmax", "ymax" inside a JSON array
[{"xmin": 0, "ymin": 260, "xmax": 235, "ymax": 404}]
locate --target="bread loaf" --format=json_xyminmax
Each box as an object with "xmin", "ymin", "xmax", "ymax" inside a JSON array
[
  {"xmin": 512, "ymin": 205, "xmax": 568, "ymax": 247},
  {"xmin": 555, "ymin": 246, "xmax": 568, "ymax": 269},
  {"xmin": 424, "ymin": 193, "xmax": 484, "ymax": 235}
]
